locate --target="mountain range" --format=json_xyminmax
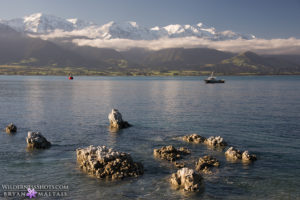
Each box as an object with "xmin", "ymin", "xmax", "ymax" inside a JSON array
[
  {"xmin": 0, "ymin": 13, "xmax": 299, "ymax": 75},
  {"xmin": 0, "ymin": 13, "xmax": 255, "ymax": 41}
]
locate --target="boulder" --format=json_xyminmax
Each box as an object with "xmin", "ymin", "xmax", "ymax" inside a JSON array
[
  {"xmin": 225, "ymin": 147, "xmax": 257, "ymax": 162},
  {"xmin": 153, "ymin": 145, "xmax": 191, "ymax": 162},
  {"xmin": 182, "ymin": 134, "xmax": 206, "ymax": 144},
  {"xmin": 204, "ymin": 136, "xmax": 227, "ymax": 148},
  {"xmin": 170, "ymin": 168, "xmax": 203, "ymax": 192},
  {"xmin": 76, "ymin": 145, "xmax": 143, "ymax": 180},
  {"xmin": 225, "ymin": 147, "xmax": 242, "ymax": 160},
  {"xmin": 195, "ymin": 155, "xmax": 220, "ymax": 174},
  {"xmin": 5, "ymin": 123, "xmax": 17, "ymax": 134},
  {"xmin": 26, "ymin": 132, "xmax": 51, "ymax": 149},
  {"xmin": 108, "ymin": 109, "xmax": 131, "ymax": 129},
  {"xmin": 242, "ymin": 151, "xmax": 257, "ymax": 161}
]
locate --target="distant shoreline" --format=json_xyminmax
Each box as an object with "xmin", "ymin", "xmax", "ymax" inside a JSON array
[
  {"xmin": 1, "ymin": 65, "xmax": 299, "ymax": 76},
  {"xmin": 0, "ymin": 74, "xmax": 299, "ymax": 77},
  {"xmin": 1, "ymin": 65, "xmax": 300, "ymax": 76}
]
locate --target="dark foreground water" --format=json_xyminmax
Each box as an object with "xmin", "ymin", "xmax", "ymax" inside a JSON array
[{"xmin": 0, "ymin": 76, "xmax": 299, "ymax": 199}]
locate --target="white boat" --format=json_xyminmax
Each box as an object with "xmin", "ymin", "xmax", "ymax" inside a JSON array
[{"xmin": 204, "ymin": 72, "xmax": 225, "ymax": 83}]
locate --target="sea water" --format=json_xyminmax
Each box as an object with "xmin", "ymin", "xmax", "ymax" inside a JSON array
[{"xmin": 0, "ymin": 76, "xmax": 299, "ymax": 199}]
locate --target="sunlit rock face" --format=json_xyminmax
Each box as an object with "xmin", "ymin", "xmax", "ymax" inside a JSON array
[
  {"xmin": 182, "ymin": 134, "xmax": 206, "ymax": 144},
  {"xmin": 5, "ymin": 123, "xmax": 17, "ymax": 134},
  {"xmin": 204, "ymin": 136, "xmax": 227, "ymax": 148},
  {"xmin": 76, "ymin": 145, "xmax": 143, "ymax": 180},
  {"xmin": 170, "ymin": 168, "xmax": 203, "ymax": 192},
  {"xmin": 26, "ymin": 131, "xmax": 51, "ymax": 149},
  {"xmin": 195, "ymin": 155, "xmax": 220, "ymax": 174},
  {"xmin": 153, "ymin": 145, "xmax": 191, "ymax": 162},
  {"xmin": 225, "ymin": 147, "xmax": 257, "ymax": 162},
  {"xmin": 108, "ymin": 109, "xmax": 131, "ymax": 130}
]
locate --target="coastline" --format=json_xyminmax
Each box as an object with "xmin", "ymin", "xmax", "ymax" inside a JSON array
[
  {"xmin": 1, "ymin": 64, "xmax": 300, "ymax": 76},
  {"xmin": 0, "ymin": 71, "xmax": 299, "ymax": 77}
]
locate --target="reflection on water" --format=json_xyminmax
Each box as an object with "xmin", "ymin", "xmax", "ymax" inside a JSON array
[{"xmin": 0, "ymin": 76, "xmax": 299, "ymax": 199}]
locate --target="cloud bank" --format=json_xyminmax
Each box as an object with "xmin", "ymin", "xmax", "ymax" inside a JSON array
[
  {"xmin": 71, "ymin": 37, "xmax": 300, "ymax": 54},
  {"xmin": 31, "ymin": 31, "xmax": 300, "ymax": 54}
]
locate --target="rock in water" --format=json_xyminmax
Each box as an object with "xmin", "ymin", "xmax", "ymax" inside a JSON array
[
  {"xmin": 204, "ymin": 136, "xmax": 227, "ymax": 148},
  {"xmin": 153, "ymin": 145, "xmax": 191, "ymax": 162},
  {"xmin": 225, "ymin": 147, "xmax": 242, "ymax": 160},
  {"xmin": 225, "ymin": 147, "xmax": 257, "ymax": 162},
  {"xmin": 108, "ymin": 109, "xmax": 131, "ymax": 129},
  {"xmin": 195, "ymin": 155, "xmax": 220, "ymax": 174},
  {"xmin": 5, "ymin": 123, "xmax": 17, "ymax": 134},
  {"xmin": 170, "ymin": 168, "xmax": 203, "ymax": 192},
  {"xmin": 26, "ymin": 132, "xmax": 51, "ymax": 149},
  {"xmin": 182, "ymin": 134, "xmax": 206, "ymax": 144},
  {"xmin": 242, "ymin": 150, "xmax": 257, "ymax": 161},
  {"xmin": 76, "ymin": 145, "xmax": 143, "ymax": 180}
]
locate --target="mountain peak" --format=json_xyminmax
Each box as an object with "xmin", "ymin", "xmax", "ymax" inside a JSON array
[
  {"xmin": 197, "ymin": 23, "xmax": 203, "ymax": 27},
  {"xmin": 23, "ymin": 12, "xmax": 61, "ymax": 22},
  {"xmin": 23, "ymin": 12, "xmax": 43, "ymax": 22},
  {"xmin": 67, "ymin": 18, "xmax": 78, "ymax": 24},
  {"xmin": 127, "ymin": 21, "xmax": 138, "ymax": 28},
  {"xmin": 6, "ymin": 13, "xmax": 75, "ymax": 33},
  {"xmin": 67, "ymin": 18, "xmax": 94, "ymax": 29}
]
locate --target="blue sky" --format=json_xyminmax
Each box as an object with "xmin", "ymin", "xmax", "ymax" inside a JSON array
[{"xmin": 0, "ymin": 0, "xmax": 299, "ymax": 39}]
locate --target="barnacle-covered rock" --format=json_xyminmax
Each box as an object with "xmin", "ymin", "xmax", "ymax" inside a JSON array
[
  {"xmin": 170, "ymin": 168, "xmax": 203, "ymax": 192},
  {"xmin": 153, "ymin": 145, "xmax": 191, "ymax": 162},
  {"xmin": 76, "ymin": 145, "xmax": 143, "ymax": 180},
  {"xmin": 182, "ymin": 134, "xmax": 206, "ymax": 144},
  {"xmin": 195, "ymin": 155, "xmax": 220, "ymax": 174}
]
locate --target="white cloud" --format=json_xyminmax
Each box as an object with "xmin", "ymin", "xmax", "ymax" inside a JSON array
[
  {"xmin": 30, "ymin": 31, "xmax": 300, "ymax": 54},
  {"xmin": 71, "ymin": 37, "xmax": 300, "ymax": 54}
]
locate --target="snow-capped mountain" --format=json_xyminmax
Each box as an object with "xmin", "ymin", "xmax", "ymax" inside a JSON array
[
  {"xmin": 1, "ymin": 13, "xmax": 75, "ymax": 33},
  {"xmin": 0, "ymin": 13, "xmax": 255, "ymax": 40}
]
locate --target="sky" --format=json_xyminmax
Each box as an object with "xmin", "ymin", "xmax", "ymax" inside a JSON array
[{"xmin": 0, "ymin": 0, "xmax": 299, "ymax": 39}]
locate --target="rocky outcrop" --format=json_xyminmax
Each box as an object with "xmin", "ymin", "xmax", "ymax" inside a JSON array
[
  {"xmin": 108, "ymin": 109, "xmax": 131, "ymax": 130},
  {"xmin": 76, "ymin": 145, "xmax": 143, "ymax": 180},
  {"xmin": 182, "ymin": 134, "xmax": 206, "ymax": 144},
  {"xmin": 153, "ymin": 145, "xmax": 191, "ymax": 162},
  {"xmin": 5, "ymin": 123, "xmax": 17, "ymax": 134},
  {"xmin": 242, "ymin": 151, "xmax": 257, "ymax": 161},
  {"xmin": 225, "ymin": 147, "xmax": 257, "ymax": 162},
  {"xmin": 204, "ymin": 136, "xmax": 227, "ymax": 148},
  {"xmin": 26, "ymin": 132, "xmax": 51, "ymax": 149},
  {"xmin": 195, "ymin": 155, "xmax": 220, "ymax": 174},
  {"xmin": 225, "ymin": 147, "xmax": 242, "ymax": 160},
  {"xmin": 170, "ymin": 168, "xmax": 203, "ymax": 192}
]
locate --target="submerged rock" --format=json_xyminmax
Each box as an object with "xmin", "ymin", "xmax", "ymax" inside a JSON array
[
  {"xmin": 195, "ymin": 155, "xmax": 220, "ymax": 174},
  {"xmin": 182, "ymin": 134, "xmax": 206, "ymax": 144},
  {"xmin": 204, "ymin": 136, "xmax": 227, "ymax": 148},
  {"xmin": 5, "ymin": 123, "xmax": 17, "ymax": 134},
  {"xmin": 225, "ymin": 147, "xmax": 257, "ymax": 162},
  {"xmin": 76, "ymin": 145, "xmax": 143, "ymax": 180},
  {"xmin": 170, "ymin": 168, "xmax": 203, "ymax": 192},
  {"xmin": 26, "ymin": 132, "xmax": 51, "ymax": 149},
  {"xmin": 108, "ymin": 109, "xmax": 131, "ymax": 130},
  {"xmin": 153, "ymin": 145, "xmax": 191, "ymax": 162},
  {"xmin": 173, "ymin": 161, "xmax": 186, "ymax": 169}
]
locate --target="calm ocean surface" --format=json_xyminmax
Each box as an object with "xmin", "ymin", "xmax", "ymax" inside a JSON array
[{"xmin": 0, "ymin": 76, "xmax": 299, "ymax": 199}]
